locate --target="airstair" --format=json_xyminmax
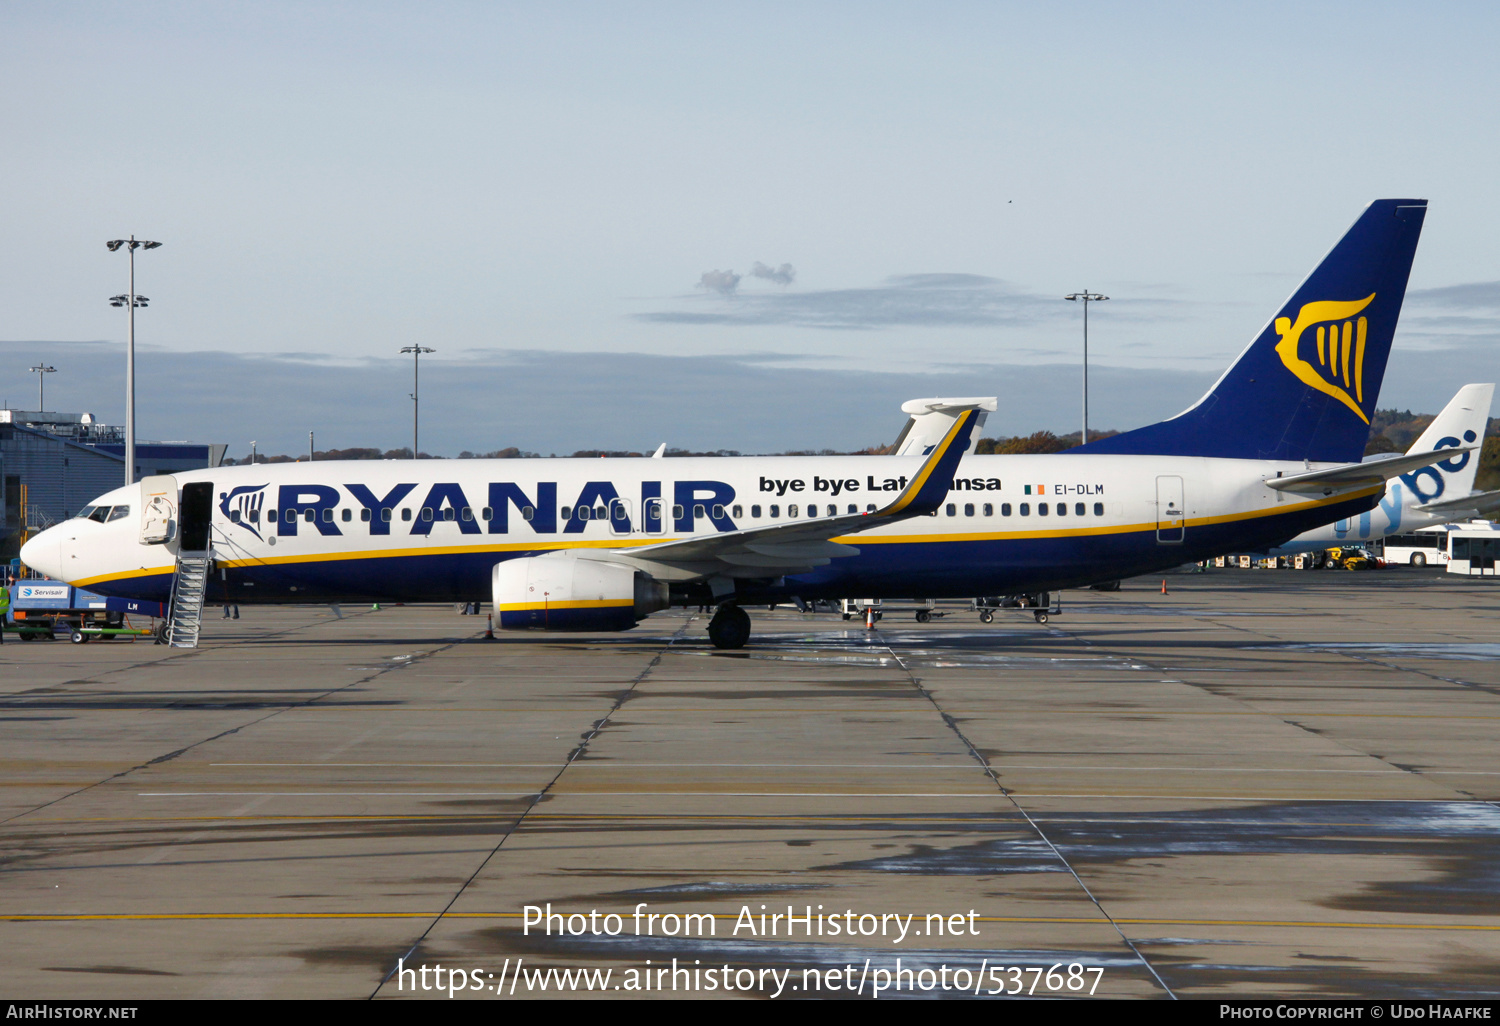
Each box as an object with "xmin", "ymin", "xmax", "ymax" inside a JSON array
[{"xmin": 165, "ymin": 552, "xmax": 211, "ymax": 648}]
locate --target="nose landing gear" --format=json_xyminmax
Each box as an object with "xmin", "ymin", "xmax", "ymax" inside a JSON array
[{"xmin": 707, "ymin": 605, "xmax": 751, "ymax": 650}]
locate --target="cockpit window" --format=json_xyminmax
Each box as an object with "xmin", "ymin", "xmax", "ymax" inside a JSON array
[
  {"xmin": 86, "ymin": 506, "xmax": 111, "ymax": 523},
  {"xmin": 76, "ymin": 506, "xmax": 98, "ymax": 520},
  {"xmin": 106, "ymin": 505, "xmax": 130, "ymax": 522}
]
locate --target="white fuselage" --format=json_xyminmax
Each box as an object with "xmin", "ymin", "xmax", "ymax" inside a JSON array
[{"xmin": 24, "ymin": 451, "xmax": 1379, "ymax": 605}]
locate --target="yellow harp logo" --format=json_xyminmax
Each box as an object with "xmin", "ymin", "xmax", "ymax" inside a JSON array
[{"xmin": 1273, "ymin": 293, "xmax": 1377, "ymax": 424}]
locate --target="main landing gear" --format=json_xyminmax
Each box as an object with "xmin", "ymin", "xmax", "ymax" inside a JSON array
[{"xmin": 708, "ymin": 605, "xmax": 752, "ymax": 650}]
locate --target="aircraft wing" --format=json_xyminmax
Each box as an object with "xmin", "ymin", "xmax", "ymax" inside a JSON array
[
  {"xmin": 618, "ymin": 407, "xmax": 984, "ymax": 577},
  {"xmin": 1414, "ymin": 488, "xmax": 1500, "ymax": 517},
  {"xmin": 1266, "ymin": 447, "xmax": 1474, "ymax": 494}
]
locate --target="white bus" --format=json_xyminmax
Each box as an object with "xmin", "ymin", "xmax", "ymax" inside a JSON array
[
  {"xmin": 1447, "ymin": 529, "xmax": 1500, "ymax": 577},
  {"xmin": 1381, "ymin": 530, "xmax": 1451, "ymax": 567}
]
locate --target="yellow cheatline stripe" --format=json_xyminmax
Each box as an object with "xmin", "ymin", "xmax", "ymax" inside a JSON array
[
  {"xmin": 844, "ymin": 485, "xmax": 1382, "ymax": 546},
  {"xmin": 496, "ymin": 599, "xmax": 633, "ymax": 612},
  {"xmin": 69, "ymin": 481, "xmax": 1380, "ymax": 588},
  {"xmin": 5, "ymin": 912, "xmax": 1497, "ymax": 931}
]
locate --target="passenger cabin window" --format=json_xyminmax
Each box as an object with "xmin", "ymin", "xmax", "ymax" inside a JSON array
[
  {"xmin": 521, "ymin": 506, "xmax": 534, "ymax": 521},
  {"xmin": 848, "ymin": 504, "xmax": 857, "ymax": 514},
  {"xmin": 751, "ymin": 505, "xmax": 761, "ymax": 518},
  {"xmin": 442, "ymin": 507, "xmax": 454, "ymax": 521},
  {"xmin": 1038, "ymin": 503, "xmax": 1049, "ymax": 515},
  {"xmin": 229, "ymin": 510, "xmax": 242, "ymax": 523},
  {"xmin": 1056, "ymin": 502, "xmax": 1067, "ymax": 517},
  {"xmin": 983, "ymin": 503, "xmax": 993, "ymax": 516},
  {"xmin": 1001, "ymin": 503, "xmax": 1011, "ymax": 516},
  {"xmin": 672, "ymin": 505, "xmax": 684, "ymax": 519},
  {"xmin": 964, "ymin": 503, "xmax": 975, "ymax": 517},
  {"xmin": 769, "ymin": 505, "xmax": 780, "ymax": 518},
  {"xmin": 1019, "ymin": 503, "xmax": 1029, "ymax": 516},
  {"xmin": 1093, "ymin": 502, "xmax": 1104, "ymax": 516},
  {"xmin": 248, "ymin": 509, "xmax": 259, "ymax": 523},
  {"xmin": 382, "ymin": 508, "xmax": 393, "ymax": 522},
  {"xmin": 1075, "ymin": 502, "xmax": 1085, "ymax": 516},
  {"xmin": 712, "ymin": 504, "xmax": 725, "ymax": 519},
  {"xmin": 421, "ymin": 507, "xmax": 434, "ymax": 522},
  {"xmin": 323, "ymin": 508, "xmax": 334, "ymax": 523},
  {"xmin": 731, "ymin": 504, "xmax": 742, "ymax": 518},
  {"xmin": 360, "ymin": 508, "xmax": 372, "ymax": 522},
  {"xmin": 401, "ymin": 508, "xmax": 412, "ymax": 521},
  {"xmin": 561, "ymin": 506, "xmax": 573, "ymax": 520},
  {"xmin": 694, "ymin": 504, "xmax": 707, "ymax": 519},
  {"xmin": 305, "ymin": 510, "xmax": 316, "ymax": 523},
  {"xmin": 866, "ymin": 503, "xmax": 876, "ymax": 512},
  {"xmin": 268, "ymin": 509, "xmax": 278, "ymax": 523},
  {"xmin": 788, "ymin": 504, "xmax": 799, "ymax": 517},
  {"xmin": 946, "ymin": 503, "xmax": 956, "ymax": 516}
]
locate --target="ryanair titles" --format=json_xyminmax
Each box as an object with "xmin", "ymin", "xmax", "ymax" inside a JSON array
[{"xmin": 219, "ymin": 473, "xmax": 1050, "ymax": 541}]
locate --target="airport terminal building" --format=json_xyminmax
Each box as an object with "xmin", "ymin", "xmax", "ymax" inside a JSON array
[{"xmin": 1, "ymin": 409, "xmax": 224, "ymax": 559}]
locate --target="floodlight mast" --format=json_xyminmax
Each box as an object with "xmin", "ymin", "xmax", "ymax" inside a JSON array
[
  {"xmin": 400, "ymin": 345, "xmax": 436, "ymax": 459},
  {"xmin": 107, "ymin": 236, "xmax": 161, "ymax": 485},
  {"xmin": 29, "ymin": 364, "xmax": 56, "ymax": 411},
  {"xmin": 1065, "ymin": 290, "xmax": 1109, "ymax": 444}
]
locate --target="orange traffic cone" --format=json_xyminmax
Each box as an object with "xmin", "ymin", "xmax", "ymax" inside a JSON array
[
  {"xmin": 1160, "ymin": 579, "xmax": 1169, "ymax": 595},
  {"xmin": 485, "ymin": 614, "xmax": 494, "ymax": 640},
  {"xmin": 865, "ymin": 607, "xmax": 876, "ymax": 630}
]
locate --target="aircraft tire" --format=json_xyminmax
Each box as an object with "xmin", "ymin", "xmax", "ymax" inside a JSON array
[{"xmin": 708, "ymin": 605, "xmax": 751, "ymax": 650}]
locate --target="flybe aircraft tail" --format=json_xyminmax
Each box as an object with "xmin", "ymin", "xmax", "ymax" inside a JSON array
[
  {"xmin": 1077, "ymin": 199, "xmax": 1428, "ymax": 462},
  {"xmin": 1398, "ymin": 382, "xmax": 1494, "ymax": 502}
]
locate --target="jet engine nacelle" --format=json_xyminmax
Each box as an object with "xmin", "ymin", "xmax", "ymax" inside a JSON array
[{"xmin": 493, "ymin": 553, "xmax": 669, "ymax": 632}]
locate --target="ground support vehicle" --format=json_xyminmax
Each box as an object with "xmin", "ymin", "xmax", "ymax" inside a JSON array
[{"xmin": 974, "ymin": 592, "xmax": 1060, "ymax": 624}]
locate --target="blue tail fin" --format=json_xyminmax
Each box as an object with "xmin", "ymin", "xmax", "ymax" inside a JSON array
[{"xmin": 1075, "ymin": 199, "xmax": 1427, "ymax": 462}]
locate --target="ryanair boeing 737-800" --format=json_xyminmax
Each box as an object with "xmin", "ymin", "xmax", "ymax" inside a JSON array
[{"xmin": 21, "ymin": 199, "xmax": 1450, "ymax": 648}]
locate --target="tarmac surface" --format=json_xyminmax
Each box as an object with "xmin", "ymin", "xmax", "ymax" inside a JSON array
[{"xmin": 3, "ymin": 567, "xmax": 1500, "ymax": 1000}]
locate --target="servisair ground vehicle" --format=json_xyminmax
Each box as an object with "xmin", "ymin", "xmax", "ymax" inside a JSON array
[
  {"xmin": 22, "ymin": 199, "xmax": 1453, "ymax": 648},
  {"xmin": 1252, "ymin": 382, "xmax": 1499, "ymax": 557}
]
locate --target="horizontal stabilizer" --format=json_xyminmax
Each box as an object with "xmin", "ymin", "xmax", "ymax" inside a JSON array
[
  {"xmin": 1268, "ymin": 447, "xmax": 1474, "ymax": 494},
  {"xmin": 891, "ymin": 397, "xmax": 996, "ymax": 456},
  {"xmin": 1414, "ymin": 488, "xmax": 1500, "ymax": 517}
]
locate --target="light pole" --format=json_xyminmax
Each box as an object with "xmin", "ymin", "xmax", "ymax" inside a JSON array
[
  {"xmin": 250, "ymin": 440, "xmax": 258, "ymax": 465},
  {"xmin": 1064, "ymin": 290, "xmax": 1108, "ymax": 444},
  {"xmin": 400, "ymin": 345, "xmax": 435, "ymax": 459},
  {"xmin": 30, "ymin": 364, "xmax": 56, "ymax": 411},
  {"xmin": 107, "ymin": 236, "xmax": 161, "ymax": 486}
]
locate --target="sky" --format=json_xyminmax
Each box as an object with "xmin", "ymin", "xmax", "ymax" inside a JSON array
[{"xmin": 5, "ymin": 2, "xmax": 1500, "ymax": 458}]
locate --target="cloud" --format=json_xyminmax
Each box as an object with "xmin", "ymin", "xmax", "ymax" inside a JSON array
[
  {"xmin": 696, "ymin": 269, "xmax": 741, "ymax": 295},
  {"xmin": 641, "ymin": 272, "xmax": 1056, "ymax": 330},
  {"xmin": 1407, "ymin": 281, "xmax": 1500, "ymax": 309},
  {"xmin": 1, "ymin": 339, "xmax": 1222, "ymax": 459},
  {"xmin": 749, "ymin": 261, "xmax": 796, "ymax": 286},
  {"xmin": 1397, "ymin": 280, "xmax": 1500, "ymax": 350}
]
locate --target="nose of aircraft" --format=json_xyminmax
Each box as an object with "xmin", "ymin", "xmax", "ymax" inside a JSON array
[{"xmin": 19, "ymin": 527, "xmax": 65, "ymax": 580}]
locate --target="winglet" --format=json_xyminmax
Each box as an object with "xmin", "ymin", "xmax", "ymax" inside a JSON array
[{"xmin": 879, "ymin": 407, "xmax": 982, "ymax": 517}]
